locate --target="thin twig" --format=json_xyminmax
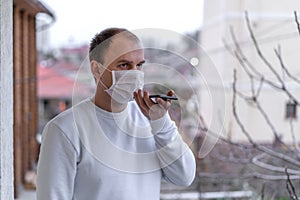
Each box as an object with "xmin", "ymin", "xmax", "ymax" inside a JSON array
[
  {"xmin": 229, "ymin": 27, "xmax": 282, "ymax": 90},
  {"xmin": 255, "ymin": 101, "xmax": 283, "ymax": 143},
  {"xmin": 232, "ymin": 69, "xmax": 255, "ymax": 144},
  {"xmin": 285, "ymin": 167, "xmax": 299, "ymax": 200},
  {"xmin": 230, "ymin": 26, "xmax": 264, "ymax": 79},
  {"xmin": 261, "ymin": 183, "xmax": 265, "ymax": 200},
  {"xmin": 274, "ymin": 47, "xmax": 300, "ymax": 87},
  {"xmin": 294, "ymin": 11, "xmax": 300, "ymax": 36},
  {"xmin": 255, "ymin": 77, "xmax": 264, "ymax": 98},
  {"xmin": 245, "ymin": 11, "xmax": 283, "ymax": 84},
  {"xmin": 236, "ymin": 90, "xmax": 253, "ymax": 103}
]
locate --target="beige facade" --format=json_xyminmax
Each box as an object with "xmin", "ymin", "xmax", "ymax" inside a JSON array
[{"xmin": 200, "ymin": 0, "xmax": 300, "ymax": 142}]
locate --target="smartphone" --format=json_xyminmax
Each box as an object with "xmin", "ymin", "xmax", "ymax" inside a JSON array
[{"xmin": 149, "ymin": 94, "xmax": 178, "ymax": 101}]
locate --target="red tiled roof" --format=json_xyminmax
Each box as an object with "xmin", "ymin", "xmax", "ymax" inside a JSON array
[{"xmin": 38, "ymin": 65, "xmax": 92, "ymax": 99}]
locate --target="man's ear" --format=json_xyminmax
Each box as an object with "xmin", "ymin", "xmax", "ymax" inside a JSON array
[{"xmin": 91, "ymin": 60, "xmax": 104, "ymax": 80}]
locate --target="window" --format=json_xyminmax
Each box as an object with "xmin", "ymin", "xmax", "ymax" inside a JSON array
[{"xmin": 285, "ymin": 101, "xmax": 297, "ymax": 119}]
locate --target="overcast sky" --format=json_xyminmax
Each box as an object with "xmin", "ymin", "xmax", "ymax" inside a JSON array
[{"xmin": 40, "ymin": 0, "xmax": 204, "ymax": 48}]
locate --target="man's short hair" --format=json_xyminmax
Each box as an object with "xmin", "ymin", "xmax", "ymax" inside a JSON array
[{"xmin": 89, "ymin": 28, "xmax": 140, "ymax": 64}]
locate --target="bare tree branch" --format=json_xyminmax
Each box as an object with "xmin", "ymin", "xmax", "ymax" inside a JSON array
[
  {"xmin": 233, "ymin": 65, "xmax": 298, "ymax": 155},
  {"xmin": 227, "ymin": 27, "xmax": 282, "ymax": 90},
  {"xmin": 245, "ymin": 11, "xmax": 299, "ymax": 104},
  {"xmin": 228, "ymin": 11, "xmax": 300, "ymax": 159},
  {"xmin": 232, "ymin": 70, "xmax": 300, "ymax": 166}
]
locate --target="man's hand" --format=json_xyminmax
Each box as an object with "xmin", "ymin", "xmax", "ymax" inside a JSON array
[{"xmin": 134, "ymin": 89, "xmax": 174, "ymax": 120}]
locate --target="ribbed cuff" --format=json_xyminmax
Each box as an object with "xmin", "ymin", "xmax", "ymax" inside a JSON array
[{"xmin": 149, "ymin": 113, "xmax": 172, "ymax": 134}]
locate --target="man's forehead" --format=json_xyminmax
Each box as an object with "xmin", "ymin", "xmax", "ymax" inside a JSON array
[
  {"xmin": 112, "ymin": 36, "xmax": 142, "ymax": 51},
  {"xmin": 104, "ymin": 37, "xmax": 144, "ymax": 63}
]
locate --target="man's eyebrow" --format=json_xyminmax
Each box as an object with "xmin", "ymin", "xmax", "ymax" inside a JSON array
[
  {"xmin": 117, "ymin": 59, "xmax": 132, "ymax": 63},
  {"xmin": 117, "ymin": 59, "xmax": 146, "ymax": 64}
]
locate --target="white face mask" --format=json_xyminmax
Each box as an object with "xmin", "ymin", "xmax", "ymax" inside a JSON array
[{"xmin": 100, "ymin": 70, "xmax": 144, "ymax": 104}]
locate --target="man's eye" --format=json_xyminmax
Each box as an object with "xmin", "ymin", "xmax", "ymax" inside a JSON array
[
  {"xmin": 119, "ymin": 63, "xmax": 128, "ymax": 68},
  {"xmin": 137, "ymin": 63, "xmax": 144, "ymax": 70}
]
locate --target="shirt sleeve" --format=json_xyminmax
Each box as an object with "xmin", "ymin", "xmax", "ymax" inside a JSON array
[
  {"xmin": 36, "ymin": 122, "xmax": 78, "ymax": 200},
  {"xmin": 150, "ymin": 113, "xmax": 196, "ymax": 187}
]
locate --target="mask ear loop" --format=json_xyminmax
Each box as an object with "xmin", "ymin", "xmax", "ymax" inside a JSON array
[{"xmin": 97, "ymin": 62, "xmax": 113, "ymax": 90}]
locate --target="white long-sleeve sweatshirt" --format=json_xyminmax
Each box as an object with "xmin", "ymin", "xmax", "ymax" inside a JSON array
[{"xmin": 36, "ymin": 98, "xmax": 196, "ymax": 200}]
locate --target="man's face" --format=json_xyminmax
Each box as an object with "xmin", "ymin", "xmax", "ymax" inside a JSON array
[{"xmin": 99, "ymin": 36, "xmax": 145, "ymax": 88}]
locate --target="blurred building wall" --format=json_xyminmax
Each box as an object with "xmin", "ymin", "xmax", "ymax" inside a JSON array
[
  {"xmin": 13, "ymin": 0, "xmax": 54, "ymax": 197},
  {"xmin": 200, "ymin": 0, "xmax": 300, "ymax": 142}
]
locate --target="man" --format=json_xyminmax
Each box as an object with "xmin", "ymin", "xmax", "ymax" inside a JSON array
[{"xmin": 36, "ymin": 28, "xmax": 196, "ymax": 200}]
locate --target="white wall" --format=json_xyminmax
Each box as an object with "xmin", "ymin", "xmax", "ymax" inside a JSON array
[{"xmin": 0, "ymin": 0, "xmax": 14, "ymax": 199}]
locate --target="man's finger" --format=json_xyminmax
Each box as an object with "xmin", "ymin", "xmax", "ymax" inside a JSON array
[
  {"xmin": 167, "ymin": 90, "xmax": 174, "ymax": 97},
  {"xmin": 143, "ymin": 90, "xmax": 155, "ymax": 109}
]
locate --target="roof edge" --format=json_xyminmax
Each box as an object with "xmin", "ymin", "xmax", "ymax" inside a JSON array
[{"xmin": 13, "ymin": 0, "xmax": 55, "ymax": 19}]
